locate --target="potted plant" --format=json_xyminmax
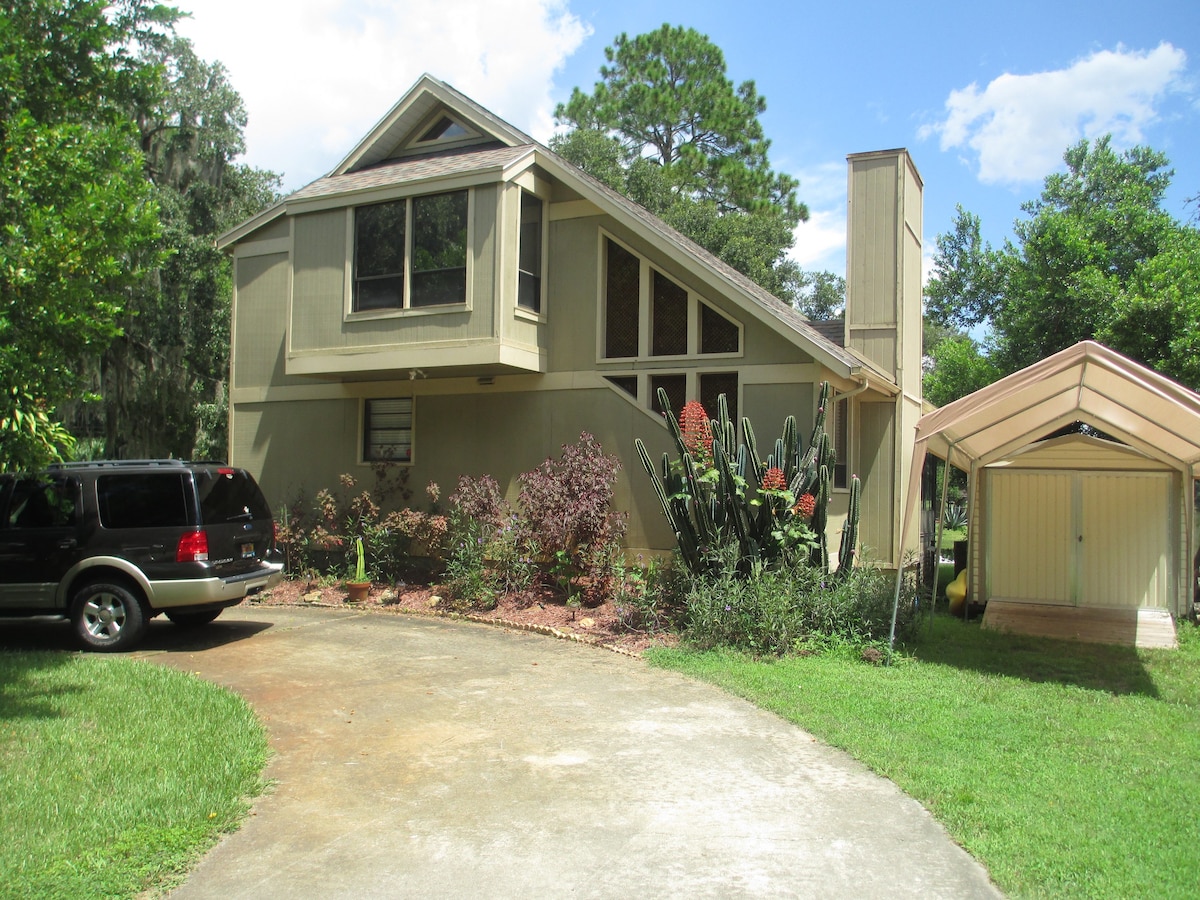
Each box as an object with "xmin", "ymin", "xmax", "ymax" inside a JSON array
[{"xmin": 344, "ymin": 536, "xmax": 371, "ymax": 602}]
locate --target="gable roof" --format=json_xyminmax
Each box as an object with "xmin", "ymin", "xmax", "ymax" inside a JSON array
[{"xmin": 217, "ymin": 75, "xmax": 884, "ymax": 384}]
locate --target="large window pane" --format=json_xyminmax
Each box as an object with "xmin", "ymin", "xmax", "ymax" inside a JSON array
[
  {"xmin": 354, "ymin": 201, "xmax": 406, "ymax": 311},
  {"xmin": 650, "ymin": 374, "xmax": 686, "ymax": 419},
  {"xmin": 700, "ymin": 303, "xmax": 739, "ymax": 354},
  {"xmin": 700, "ymin": 372, "xmax": 738, "ymax": 426},
  {"xmin": 518, "ymin": 192, "xmax": 543, "ymax": 312},
  {"xmin": 411, "ymin": 192, "xmax": 468, "ymax": 307},
  {"xmin": 652, "ymin": 270, "xmax": 688, "ymax": 356},
  {"xmin": 605, "ymin": 239, "xmax": 639, "ymax": 358}
]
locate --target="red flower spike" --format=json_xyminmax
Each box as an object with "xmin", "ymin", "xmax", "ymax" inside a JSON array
[
  {"xmin": 679, "ymin": 401, "xmax": 712, "ymax": 460},
  {"xmin": 792, "ymin": 493, "xmax": 817, "ymax": 518},
  {"xmin": 761, "ymin": 467, "xmax": 786, "ymax": 492}
]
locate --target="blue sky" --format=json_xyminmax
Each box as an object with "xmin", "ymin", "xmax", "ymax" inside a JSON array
[{"xmin": 178, "ymin": 0, "xmax": 1198, "ymax": 279}]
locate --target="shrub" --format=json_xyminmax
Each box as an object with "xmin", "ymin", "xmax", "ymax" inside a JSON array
[{"xmin": 516, "ymin": 432, "xmax": 628, "ymax": 601}]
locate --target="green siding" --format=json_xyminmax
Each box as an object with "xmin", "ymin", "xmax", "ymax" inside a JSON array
[
  {"xmin": 857, "ymin": 400, "xmax": 897, "ymax": 564},
  {"xmin": 233, "ymin": 252, "xmax": 303, "ymax": 390}
]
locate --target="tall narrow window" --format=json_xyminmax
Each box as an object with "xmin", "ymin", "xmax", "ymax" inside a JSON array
[
  {"xmin": 605, "ymin": 239, "xmax": 639, "ymax": 358},
  {"xmin": 354, "ymin": 200, "xmax": 406, "ymax": 311},
  {"xmin": 518, "ymin": 192, "xmax": 543, "ymax": 312},
  {"xmin": 651, "ymin": 271, "xmax": 688, "ymax": 356},
  {"xmin": 364, "ymin": 398, "xmax": 413, "ymax": 462},
  {"xmin": 833, "ymin": 398, "xmax": 848, "ymax": 488},
  {"xmin": 410, "ymin": 192, "xmax": 468, "ymax": 307}
]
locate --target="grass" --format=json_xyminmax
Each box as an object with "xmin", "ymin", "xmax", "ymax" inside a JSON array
[
  {"xmin": 647, "ymin": 616, "xmax": 1200, "ymax": 899},
  {"xmin": 0, "ymin": 652, "xmax": 270, "ymax": 898}
]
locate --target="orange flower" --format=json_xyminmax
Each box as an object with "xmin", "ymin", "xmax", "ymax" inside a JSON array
[
  {"xmin": 792, "ymin": 493, "xmax": 817, "ymax": 518},
  {"xmin": 679, "ymin": 401, "xmax": 712, "ymax": 461},
  {"xmin": 761, "ymin": 467, "xmax": 786, "ymax": 491}
]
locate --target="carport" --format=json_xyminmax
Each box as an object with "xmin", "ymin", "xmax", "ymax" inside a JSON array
[{"xmin": 896, "ymin": 341, "xmax": 1200, "ymax": 649}]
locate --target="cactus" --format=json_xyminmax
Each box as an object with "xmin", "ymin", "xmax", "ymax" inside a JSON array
[{"xmin": 634, "ymin": 381, "xmax": 861, "ymax": 579}]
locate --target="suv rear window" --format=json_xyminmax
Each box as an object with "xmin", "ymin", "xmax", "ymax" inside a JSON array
[
  {"xmin": 196, "ymin": 470, "xmax": 271, "ymax": 524},
  {"xmin": 98, "ymin": 474, "xmax": 191, "ymax": 529}
]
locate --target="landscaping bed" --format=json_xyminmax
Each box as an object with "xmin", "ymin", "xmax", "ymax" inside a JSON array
[{"xmin": 248, "ymin": 576, "xmax": 678, "ymax": 656}]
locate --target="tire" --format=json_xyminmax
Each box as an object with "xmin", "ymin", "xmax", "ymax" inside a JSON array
[
  {"xmin": 165, "ymin": 609, "xmax": 222, "ymax": 627},
  {"xmin": 71, "ymin": 582, "xmax": 147, "ymax": 652}
]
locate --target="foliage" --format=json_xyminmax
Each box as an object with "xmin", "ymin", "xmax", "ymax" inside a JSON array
[
  {"xmin": 925, "ymin": 136, "xmax": 1200, "ymax": 391},
  {"xmin": 636, "ymin": 383, "xmax": 859, "ymax": 578},
  {"xmin": 651, "ymin": 620, "xmax": 1200, "ymax": 898},
  {"xmin": 516, "ymin": 431, "xmax": 628, "ymax": 601},
  {"xmin": 671, "ymin": 544, "xmax": 918, "ymax": 654},
  {"xmin": 552, "ymin": 24, "xmax": 816, "ymax": 301},
  {"xmin": 922, "ymin": 334, "xmax": 1002, "ymax": 407},
  {"xmin": 0, "ymin": 0, "xmax": 175, "ymax": 470},
  {"xmin": 788, "ymin": 269, "xmax": 845, "ymax": 321},
  {"xmin": 0, "ymin": 651, "xmax": 268, "ymax": 897}
]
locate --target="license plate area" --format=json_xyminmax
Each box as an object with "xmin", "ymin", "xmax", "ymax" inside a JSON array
[{"xmin": 240, "ymin": 542, "xmax": 256, "ymax": 559}]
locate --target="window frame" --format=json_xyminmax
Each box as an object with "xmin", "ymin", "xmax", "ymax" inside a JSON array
[
  {"xmin": 515, "ymin": 187, "xmax": 547, "ymax": 317},
  {"xmin": 362, "ymin": 397, "xmax": 415, "ymax": 465},
  {"xmin": 348, "ymin": 189, "xmax": 472, "ymax": 318},
  {"xmin": 598, "ymin": 231, "xmax": 742, "ymax": 363}
]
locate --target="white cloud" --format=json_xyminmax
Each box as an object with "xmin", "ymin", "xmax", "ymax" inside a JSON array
[
  {"xmin": 921, "ymin": 43, "xmax": 1188, "ymax": 185},
  {"xmin": 788, "ymin": 162, "xmax": 846, "ymax": 274},
  {"xmin": 176, "ymin": 0, "xmax": 590, "ymax": 190}
]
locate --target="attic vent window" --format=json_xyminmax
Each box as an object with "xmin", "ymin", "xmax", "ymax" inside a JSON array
[{"xmin": 418, "ymin": 116, "xmax": 470, "ymax": 143}]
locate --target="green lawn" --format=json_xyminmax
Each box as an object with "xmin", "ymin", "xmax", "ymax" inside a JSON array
[
  {"xmin": 0, "ymin": 652, "xmax": 269, "ymax": 898},
  {"xmin": 648, "ymin": 617, "xmax": 1200, "ymax": 899}
]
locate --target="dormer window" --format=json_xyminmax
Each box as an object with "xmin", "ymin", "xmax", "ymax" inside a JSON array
[{"xmin": 353, "ymin": 190, "xmax": 469, "ymax": 311}]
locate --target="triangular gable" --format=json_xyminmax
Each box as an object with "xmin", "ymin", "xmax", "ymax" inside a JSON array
[{"xmin": 333, "ymin": 74, "xmax": 536, "ymax": 175}]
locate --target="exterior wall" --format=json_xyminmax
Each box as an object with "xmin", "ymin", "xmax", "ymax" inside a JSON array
[{"xmin": 857, "ymin": 401, "xmax": 896, "ymax": 562}]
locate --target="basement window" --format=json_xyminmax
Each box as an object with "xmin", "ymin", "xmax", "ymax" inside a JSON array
[{"xmin": 363, "ymin": 398, "xmax": 413, "ymax": 463}]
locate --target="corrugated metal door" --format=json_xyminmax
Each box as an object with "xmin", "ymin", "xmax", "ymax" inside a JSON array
[
  {"xmin": 988, "ymin": 470, "xmax": 1170, "ymax": 609},
  {"xmin": 988, "ymin": 472, "xmax": 1074, "ymax": 604},
  {"xmin": 1079, "ymin": 473, "xmax": 1169, "ymax": 609}
]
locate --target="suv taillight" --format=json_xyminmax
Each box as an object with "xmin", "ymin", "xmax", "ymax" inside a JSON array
[{"xmin": 177, "ymin": 530, "xmax": 209, "ymax": 562}]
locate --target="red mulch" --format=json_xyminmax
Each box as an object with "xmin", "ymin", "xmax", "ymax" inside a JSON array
[{"xmin": 247, "ymin": 576, "xmax": 677, "ymax": 657}]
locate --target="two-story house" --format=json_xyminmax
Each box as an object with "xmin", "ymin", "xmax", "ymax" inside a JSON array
[{"xmin": 219, "ymin": 75, "xmax": 924, "ymax": 565}]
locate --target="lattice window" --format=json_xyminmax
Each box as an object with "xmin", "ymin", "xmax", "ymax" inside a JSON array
[
  {"xmin": 700, "ymin": 372, "xmax": 739, "ymax": 426},
  {"xmin": 604, "ymin": 239, "xmax": 640, "ymax": 358},
  {"xmin": 652, "ymin": 271, "xmax": 688, "ymax": 356},
  {"xmin": 604, "ymin": 375, "xmax": 638, "ymax": 399},
  {"xmin": 650, "ymin": 374, "xmax": 687, "ymax": 419},
  {"xmin": 700, "ymin": 303, "xmax": 739, "ymax": 354},
  {"xmin": 364, "ymin": 398, "xmax": 413, "ymax": 462}
]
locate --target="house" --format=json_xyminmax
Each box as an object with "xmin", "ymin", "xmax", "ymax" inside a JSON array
[
  {"xmin": 901, "ymin": 341, "xmax": 1200, "ymax": 647},
  {"xmin": 219, "ymin": 75, "xmax": 924, "ymax": 565}
]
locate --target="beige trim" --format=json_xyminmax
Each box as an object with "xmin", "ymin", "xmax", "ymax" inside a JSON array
[
  {"xmin": 288, "ymin": 170, "xmax": 497, "ymax": 217},
  {"xmin": 548, "ymin": 199, "xmax": 603, "ymax": 221},
  {"xmin": 230, "ymin": 362, "xmax": 840, "ymax": 406},
  {"xmin": 233, "ymin": 237, "xmax": 290, "ymax": 259},
  {"xmin": 285, "ymin": 340, "xmax": 544, "ymax": 377}
]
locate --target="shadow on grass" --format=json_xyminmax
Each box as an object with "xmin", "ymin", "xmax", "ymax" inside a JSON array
[{"xmin": 904, "ymin": 612, "xmax": 1160, "ymax": 698}]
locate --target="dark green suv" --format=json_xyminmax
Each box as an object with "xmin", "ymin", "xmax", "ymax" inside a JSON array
[{"xmin": 0, "ymin": 460, "xmax": 282, "ymax": 651}]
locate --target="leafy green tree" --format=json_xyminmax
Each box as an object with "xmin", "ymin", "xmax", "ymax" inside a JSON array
[
  {"xmin": 788, "ymin": 270, "xmax": 845, "ymax": 321},
  {"xmin": 924, "ymin": 136, "xmax": 1200, "ymax": 392},
  {"xmin": 553, "ymin": 24, "xmax": 807, "ymax": 298},
  {"xmin": 922, "ymin": 335, "xmax": 1001, "ymax": 407},
  {"xmin": 0, "ymin": 0, "xmax": 171, "ymax": 469},
  {"xmin": 78, "ymin": 35, "xmax": 280, "ymax": 460}
]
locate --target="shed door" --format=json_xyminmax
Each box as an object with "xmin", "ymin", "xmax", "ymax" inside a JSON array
[{"xmin": 987, "ymin": 470, "xmax": 1170, "ymax": 609}]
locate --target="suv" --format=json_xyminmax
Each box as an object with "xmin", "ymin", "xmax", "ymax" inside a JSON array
[{"xmin": 0, "ymin": 460, "xmax": 283, "ymax": 651}]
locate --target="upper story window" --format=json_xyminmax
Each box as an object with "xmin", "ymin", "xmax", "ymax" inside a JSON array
[
  {"xmin": 602, "ymin": 237, "xmax": 741, "ymax": 359},
  {"xmin": 353, "ymin": 190, "xmax": 468, "ymax": 312},
  {"xmin": 518, "ymin": 192, "xmax": 543, "ymax": 313}
]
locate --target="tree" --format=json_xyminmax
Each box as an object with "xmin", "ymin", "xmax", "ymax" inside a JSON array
[
  {"xmin": 924, "ymin": 136, "xmax": 1200, "ymax": 393},
  {"xmin": 0, "ymin": 0, "xmax": 171, "ymax": 469},
  {"xmin": 788, "ymin": 270, "xmax": 845, "ymax": 321},
  {"xmin": 922, "ymin": 335, "xmax": 1001, "ymax": 407},
  {"xmin": 553, "ymin": 25, "xmax": 808, "ymax": 298},
  {"xmin": 75, "ymin": 35, "xmax": 280, "ymax": 460}
]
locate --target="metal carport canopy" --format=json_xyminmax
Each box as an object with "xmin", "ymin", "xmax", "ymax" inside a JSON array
[{"xmin": 888, "ymin": 341, "xmax": 1200, "ymax": 655}]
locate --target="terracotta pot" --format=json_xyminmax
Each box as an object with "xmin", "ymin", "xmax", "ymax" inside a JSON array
[{"xmin": 344, "ymin": 581, "xmax": 370, "ymax": 603}]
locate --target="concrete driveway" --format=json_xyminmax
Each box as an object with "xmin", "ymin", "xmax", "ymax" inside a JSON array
[{"xmin": 122, "ymin": 605, "xmax": 999, "ymax": 898}]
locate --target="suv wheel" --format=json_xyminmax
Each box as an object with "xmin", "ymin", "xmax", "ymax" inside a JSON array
[
  {"xmin": 71, "ymin": 582, "xmax": 147, "ymax": 652},
  {"xmin": 165, "ymin": 609, "xmax": 222, "ymax": 627}
]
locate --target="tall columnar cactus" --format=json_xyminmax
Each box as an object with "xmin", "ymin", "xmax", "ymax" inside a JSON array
[{"xmin": 635, "ymin": 382, "xmax": 862, "ymax": 578}]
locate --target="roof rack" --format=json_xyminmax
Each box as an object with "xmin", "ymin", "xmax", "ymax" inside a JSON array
[{"xmin": 47, "ymin": 459, "xmax": 191, "ymax": 470}]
